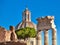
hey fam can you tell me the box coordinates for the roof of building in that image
[15,21,36,30]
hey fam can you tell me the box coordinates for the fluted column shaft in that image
[37,30,42,45]
[44,30,48,45]
[52,28,57,45]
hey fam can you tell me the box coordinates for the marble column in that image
[44,29,49,45]
[37,30,42,45]
[52,28,57,45]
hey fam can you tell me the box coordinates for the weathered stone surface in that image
[5,30,11,41]
[36,30,42,45]
[0,15,57,45]
[0,27,7,42]
[0,26,17,42]
[37,16,57,45]
[10,26,17,41]
[44,30,48,45]
[0,41,26,45]
[52,28,57,45]
[37,16,54,30]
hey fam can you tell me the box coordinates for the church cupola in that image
[15,8,36,30]
[22,8,31,22]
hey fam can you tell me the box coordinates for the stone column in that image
[37,30,42,45]
[44,29,49,45]
[52,28,57,45]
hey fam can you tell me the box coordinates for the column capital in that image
[37,30,42,33]
[44,29,49,31]
[51,28,56,31]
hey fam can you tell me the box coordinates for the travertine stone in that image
[0,27,7,42]
[37,30,42,45]
[37,16,57,45]
[52,28,57,45]
[5,30,11,41]
[44,30,48,45]
[0,27,11,42]
[10,26,17,41]
[37,16,54,30]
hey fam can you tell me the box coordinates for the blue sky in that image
[0,0,60,45]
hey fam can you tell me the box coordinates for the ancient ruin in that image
[0,26,17,42]
[36,16,57,45]
[0,8,57,45]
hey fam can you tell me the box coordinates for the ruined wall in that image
[0,26,28,45]
[0,26,17,42]
[0,27,7,42]
[5,31,11,41]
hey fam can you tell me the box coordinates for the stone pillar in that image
[37,30,42,45]
[52,28,57,45]
[44,29,49,45]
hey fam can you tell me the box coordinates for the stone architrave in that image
[37,16,54,30]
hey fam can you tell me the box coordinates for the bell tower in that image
[22,8,31,22]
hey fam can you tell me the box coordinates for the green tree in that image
[15,27,36,39]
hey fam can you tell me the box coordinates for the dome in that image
[15,22,36,30]
[15,8,36,30]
